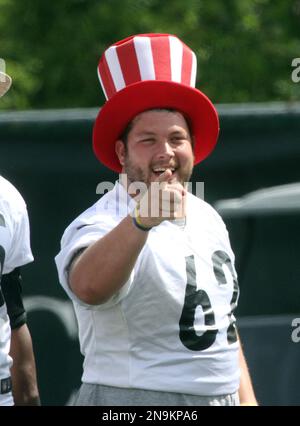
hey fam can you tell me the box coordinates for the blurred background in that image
[1,0,300,405]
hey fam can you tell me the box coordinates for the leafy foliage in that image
[1,0,300,109]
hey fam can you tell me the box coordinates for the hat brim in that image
[93,81,219,172]
[0,72,12,98]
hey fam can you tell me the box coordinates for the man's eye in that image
[171,137,184,143]
[140,138,155,143]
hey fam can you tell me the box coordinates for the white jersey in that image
[55,182,240,396]
[0,176,33,406]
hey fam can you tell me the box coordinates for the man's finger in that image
[167,181,187,197]
[155,169,173,183]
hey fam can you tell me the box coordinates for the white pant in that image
[0,391,13,406]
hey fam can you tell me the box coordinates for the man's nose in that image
[155,140,175,160]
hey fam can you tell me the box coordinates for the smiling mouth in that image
[151,167,177,177]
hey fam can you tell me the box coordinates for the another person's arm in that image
[238,335,258,406]
[1,268,40,405]
[9,324,40,406]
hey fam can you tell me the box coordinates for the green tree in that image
[0,0,299,110]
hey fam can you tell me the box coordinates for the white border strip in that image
[105,46,126,91]
[169,36,183,83]
[97,67,108,100]
[190,51,197,87]
[134,36,155,80]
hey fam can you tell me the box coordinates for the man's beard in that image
[124,157,149,188]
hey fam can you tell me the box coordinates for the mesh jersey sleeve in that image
[55,215,135,309]
[4,205,33,274]
[0,178,33,274]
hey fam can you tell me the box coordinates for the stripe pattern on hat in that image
[98,34,197,100]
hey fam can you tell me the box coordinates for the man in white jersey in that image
[0,71,40,405]
[55,34,257,406]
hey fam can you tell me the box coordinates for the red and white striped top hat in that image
[0,71,12,98]
[93,34,219,172]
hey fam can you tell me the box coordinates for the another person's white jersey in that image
[56,182,240,396]
[0,176,33,405]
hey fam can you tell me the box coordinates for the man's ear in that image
[115,140,126,166]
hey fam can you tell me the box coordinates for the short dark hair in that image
[119,108,194,150]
